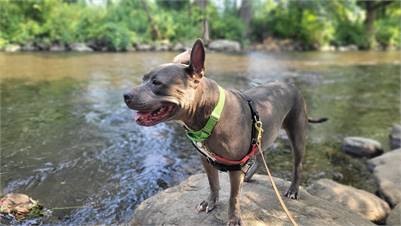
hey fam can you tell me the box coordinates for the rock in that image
[208,39,241,52]
[135,43,153,51]
[0,193,40,220]
[69,43,93,52]
[49,44,66,52]
[154,43,170,51]
[126,45,136,52]
[172,42,186,52]
[342,137,383,158]
[386,203,401,225]
[320,45,336,52]
[338,45,359,51]
[131,174,374,226]
[36,42,50,51]
[307,179,390,222]
[4,44,21,52]
[332,172,344,181]
[21,42,36,51]
[390,124,401,150]
[368,149,401,207]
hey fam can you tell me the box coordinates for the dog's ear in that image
[173,49,191,65]
[188,39,205,79]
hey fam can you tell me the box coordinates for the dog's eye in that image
[152,79,162,86]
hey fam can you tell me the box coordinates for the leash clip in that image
[255,120,264,145]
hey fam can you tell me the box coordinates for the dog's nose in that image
[124,93,133,102]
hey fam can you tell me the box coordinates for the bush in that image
[208,4,245,42]
[375,14,400,49]
[333,19,367,48]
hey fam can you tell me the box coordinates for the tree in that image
[358,0,395,49]
[196,0,209,43]
[140,0,160,41]
[239,0,252,39]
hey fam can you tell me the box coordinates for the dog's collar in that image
[185,85,225,142]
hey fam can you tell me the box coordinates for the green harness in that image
[186,85,225,142]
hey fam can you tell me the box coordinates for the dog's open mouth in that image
[134,103,177,126]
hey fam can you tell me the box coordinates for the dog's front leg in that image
[197,157,220,213]
[228,170,244,226]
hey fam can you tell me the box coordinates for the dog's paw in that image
[197,199,217,213]
[284,186,299,200]
[227,215,242,226]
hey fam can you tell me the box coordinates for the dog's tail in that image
[308,117,328,123]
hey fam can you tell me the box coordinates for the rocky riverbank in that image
[3,38,399,53]
[131,124,401,225]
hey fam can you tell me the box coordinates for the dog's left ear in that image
[188,39,205,79]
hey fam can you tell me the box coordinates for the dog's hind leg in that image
[283,99,307,200]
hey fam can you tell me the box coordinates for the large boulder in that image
[307,179,390,223]
[208,39,241,52]
[390,124,401,150]
[131,174,374,226]
[368,149,401,207]
[342,137,383,158]
[386,203,401,225]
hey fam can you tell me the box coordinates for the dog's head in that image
[124,39,205,126]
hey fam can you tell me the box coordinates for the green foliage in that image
[209,4,245,42]
[333,19,367,47]
[375,5,401,49]
[0,0,399,50]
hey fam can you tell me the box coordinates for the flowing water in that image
[0,51,399,224]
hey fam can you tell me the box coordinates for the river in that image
[0,51,399,224]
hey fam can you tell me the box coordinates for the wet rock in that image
[307,179,390,222]
[368,149,401,207]
[342,137,383,158]
[135,43,153,51]
[208,39,241,52]
[390,124,401,150]
[69,43,93,52]
[49,44,66,52]
[4,44,21,52]
[131,174,374,226]
[386,203,401,225]
[0,193,41,220]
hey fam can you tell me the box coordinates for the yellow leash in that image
[255,121,299,226]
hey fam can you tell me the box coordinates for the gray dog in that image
[124,39,326,225]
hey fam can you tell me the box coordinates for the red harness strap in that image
[209,144,259,166]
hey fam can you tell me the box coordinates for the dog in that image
[124,39,327,225]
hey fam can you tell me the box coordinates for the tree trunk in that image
[364,1,376,49]
[140,0,160,41]
[239,0,252,39]
[196,0,209,43]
